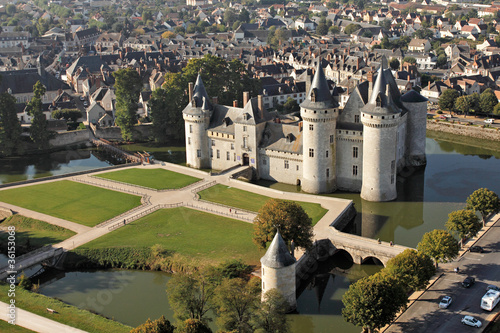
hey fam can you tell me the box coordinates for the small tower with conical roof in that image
[401,90,428,167]
[260,230,296,310]
[300,61,339,194]
[360,61,401,202]
[183,74,212,169]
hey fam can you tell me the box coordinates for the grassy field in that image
[0,215,75,253]
[0,180,142,227]
[95,168,201,190]
[0,284,132,333]
[0,320,35,332]
[80,207,264,267]
[198,184,327,225]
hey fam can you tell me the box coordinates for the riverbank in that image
[427,119,500,142]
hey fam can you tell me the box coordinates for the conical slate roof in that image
[300,61,337,110]
[400,89,428,103]
[192,74,212,110]
[260,230,296,268]
[362,60,399,115]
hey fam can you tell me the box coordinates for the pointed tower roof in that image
[300,60,338,110]
[192,74,212,110]
[260,230,296,268]
[362,59,400,115]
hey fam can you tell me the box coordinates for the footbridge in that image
[0,246,64,280]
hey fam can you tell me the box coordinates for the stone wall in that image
[49,130,90,147]
[427,120,500,141]
[95,124,154,141]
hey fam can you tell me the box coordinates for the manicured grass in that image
[0,320,35,332]
[80,207,264,267]
[95,168,201,190]
[0,284,132,333]
[198,184,328,225]
[0,215,76,253]
[0,180,142,227]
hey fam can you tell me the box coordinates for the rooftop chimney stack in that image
[233,100,238,107]
[258,95,264,120]
[243,91,250,107]
[188,82,194,103]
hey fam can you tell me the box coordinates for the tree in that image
[436,54,447,68]
[130,316,175,333]
[214,278,259,333]
[466,188,500,226]
[253,199,313,250]
[385,249,435,293]
[493,102,500,115]
[417,229,459,267]
[316,23,328,35]
[239,8,250,23]
[468,92,480,114]
[252,289,290,333]
[161,31,176,39]
[224,8,237,26]
[27,81,51,150]
[389,58,400,71]
[51,109,82,122]
[0,91,23,156]
[479,88,498,114]
[454,95,470,114]
[446,209,481,243]
[344,23,361,35]
[414,28,433,39]
[177,319,212,333]
[113,68,142,141]
[342,273,407,333]
[282,97,299,113]
[402,56,417,65]
[438,89,459,112]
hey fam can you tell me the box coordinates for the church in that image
[182,58,428,202]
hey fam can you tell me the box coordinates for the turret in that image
[300,61,339,194]
[400,90,428,167]
[260,230,296,310]
[360,60,401,202]
[182,74,212,169]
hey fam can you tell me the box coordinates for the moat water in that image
[3,134,500,332]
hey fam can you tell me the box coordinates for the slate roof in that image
[0,68,70,95]
[260,230,296,268]
[401,89,428,103]
[260,122,302,154]
[300,61,337,110]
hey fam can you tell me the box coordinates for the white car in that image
[439,296,452,309]
[461,315,482,328]
[484,118,494,124]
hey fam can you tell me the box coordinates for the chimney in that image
[298,121,303,132]
[212,96,218,104]
[233,100,238,107]
[243,91,250,107]
[367,71,374,98]
[258,95,264,120]
[188,82,194,102]
[428,81,431,89]
[327,53,331,61]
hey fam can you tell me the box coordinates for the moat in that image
[2,133,500,332]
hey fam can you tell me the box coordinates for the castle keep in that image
[183,59,428,202]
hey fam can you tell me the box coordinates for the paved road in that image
[385,216,500,333]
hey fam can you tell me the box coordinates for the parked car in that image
[487,285,500,292]
[470,246,484,253]
[439,296,452,309]
[485,119,494,124]
[83,101,89,107]
[461,315,482,328]
[79,96,85,101]
[462,276,476,288]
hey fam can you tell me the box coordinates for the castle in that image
[183,58,428,202]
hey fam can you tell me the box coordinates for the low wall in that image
[427,120,500,141]
[95,124,154,141]
[49,130,90,147]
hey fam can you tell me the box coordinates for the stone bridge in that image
[0,246,64,280]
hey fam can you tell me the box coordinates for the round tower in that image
[300,61,339,194]
[260,230,296,310]
[360,64,401,202]
[183,75,212,169]
[401,90,428,167]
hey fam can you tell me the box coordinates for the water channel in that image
[2,133,500,332]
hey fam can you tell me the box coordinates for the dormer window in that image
[310,88,318,102]
[376,94,382,107]
[286,133,294,143]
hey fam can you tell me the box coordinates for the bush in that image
[437,110,443,114]
[217,259,253,279]
[18,273,32,290]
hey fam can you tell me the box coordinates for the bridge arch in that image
[361,256,384,267]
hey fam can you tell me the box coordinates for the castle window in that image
[263,158,267,165]
[243,126,247,132]
[189,124,193,133]
[353,147,358,158]
[353,165,358,176]
[197,149,201,157]
[391,160,395,174]
[231,143,234,150]
[326,168,330,178]
[309,124,314,131]
[284,160,289,169]
[330,135,334,143]
[227,151,230,160]
[243,137,247,148]
[391,175,395,184]
[234,153,236,161]
[376,94,382,107]
[309,148,314,157]
[217,150,220,159]
[296,165,299,171]
[326,150,329,158]
[210,149,213,158]
[355,115,360,123]
[212,140,215,147]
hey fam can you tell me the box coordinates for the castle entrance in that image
[242,153,249,165]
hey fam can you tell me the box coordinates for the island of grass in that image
[0,215,76,254]
[198,184,327,225]
[0,180,142,227]
[0,284,132,333]
[75,207,264,269]
[95,168,201,190]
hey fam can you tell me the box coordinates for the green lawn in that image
[81,207,264,267]
[0,320,35,332]
[0,180,142,227]
[198,184,328,225]
[0,284,131,333]
[0,215,76,253]
[95,168,201,190]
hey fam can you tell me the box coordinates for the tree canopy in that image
[417,229,459,267]
[385,249,435,293]
[445,209,481,242]
[113,68,143,141]
[0,91,23,156]
[479,88,498,115]
[27,81,51,150]
[466,188,500,225]
[344,23,361,35]
[251,289,290,333]
[454,95,470,114]
[438,89,459,112]
[389,58,400,71]
[253,199,313,250]
[130,316,175,333]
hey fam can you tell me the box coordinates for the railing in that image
[184,202,254,222]
[191,180,217,198]
[87,176,206,193]
[0,246,62,274]
[107,202,184,231]
[73,176,146,197]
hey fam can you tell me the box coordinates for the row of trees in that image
[439,88,500,115]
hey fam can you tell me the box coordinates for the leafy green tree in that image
[283,97,299,113]
[316,23,328,35]
[438,89,459,112]
[454,95,470,114]
[468,92,480,113]
[414,28,433,39]
[466,188,500,226]
[130,316,175,333]
[446,209,481,243]
[436,55,447,68]
[402,56,417,65]
[344,23,361,35]
[18,273,33,290]
[27,81,51,150]
[252,289,290,333]
[239,8,250,23]
[385,249,435,293]
[417,229,459,267]
[36,18,50,36]
[389,58,400,71]
[6,4,16,15]
[253,199,313,250]
[479,88,498,114]
[329,26,340,34]
[214,278,259,333]
[113,68,143,141]
[177,319,212,333]
[493,102,500,115]
[0,91,23,156]
[51,109,82,122]
[224,8,237,25]
[342,273,408,333]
